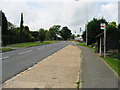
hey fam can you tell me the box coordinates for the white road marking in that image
[19,50,32,55]
[38,47,44,49]
[0,56,9,60]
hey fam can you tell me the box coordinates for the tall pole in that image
[86,0,88,46]
[100,23,106,57]
[100,37,102,55]
[0,26,1,47]
[20,13,23,42]
[86,24,87,46]
[104,24,106,57]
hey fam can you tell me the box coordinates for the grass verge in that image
[77,42,96,52]
[8,41,58,47]
[0,47,12,52]
[100,56,120,76]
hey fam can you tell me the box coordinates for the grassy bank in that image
[8,41,58,47]
[0,47,12,52]
[77,42,120,76]
[77,43,86,47]
[77,42,96,52]
[100,56,120,76]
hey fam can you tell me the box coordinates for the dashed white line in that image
[0,56,9,60]
[26,50,32,53]
[38,47,44,49]
[19,50,32,55]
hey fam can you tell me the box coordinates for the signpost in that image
[100,23,106,57]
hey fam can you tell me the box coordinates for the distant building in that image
[75,36,83,42]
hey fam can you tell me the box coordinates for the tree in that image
[44,30,50,40]
[106,22,120,50]
[82,31,86,42]
[20,13,24,42]
[38,28,45,43]
[70,34,75,40]
[49,25,61,40]
[8,21,16,30]
[60,26,72,40]
[77,34,80,37]
[1,11,8,35]
[30,31,39,41]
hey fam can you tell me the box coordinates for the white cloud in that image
[97,3,118,23]
[0,1,118,35]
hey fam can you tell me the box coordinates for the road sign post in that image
[100,23,106,57]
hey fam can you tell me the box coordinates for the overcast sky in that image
[0,0,118,34]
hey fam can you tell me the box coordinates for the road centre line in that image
[19,50,32,55]
[0,56,9,60]
[38,47,44,49]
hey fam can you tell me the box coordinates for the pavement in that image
[2,41,71,83]
[2,45,81,88]
[77,45,119,88]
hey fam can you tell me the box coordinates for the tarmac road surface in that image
[2,41,71,83]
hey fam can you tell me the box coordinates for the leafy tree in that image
[60,26,72,40]
[38,28,45,43]
[106,22,120,50]
[44,30,50,40]
[8,22,16,30]
[22,26,33,42]
[30,31,39,41]
[77,34,80,37]
[49,25,61,40]
[70,34,75,40]
[82,31,86,42]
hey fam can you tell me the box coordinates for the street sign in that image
[80,28,81,32]
[100,23,105,30]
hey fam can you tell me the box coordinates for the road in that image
[2,41,71,83]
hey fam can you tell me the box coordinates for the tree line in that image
[1,11,76,46]
[82,18,120,50]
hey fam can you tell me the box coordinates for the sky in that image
[0,0,119,35]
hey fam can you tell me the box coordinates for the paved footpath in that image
[2,45,81,88]
[77,45,119,88]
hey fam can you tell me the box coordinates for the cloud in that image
[0,1,118,35]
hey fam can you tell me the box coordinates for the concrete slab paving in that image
[2,45,81,88]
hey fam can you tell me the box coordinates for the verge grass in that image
[0,47,12,52]
[8,41,58,47]
[77,42,96,52]
[100,56,120,76]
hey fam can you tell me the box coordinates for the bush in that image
[2,35,21,46]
